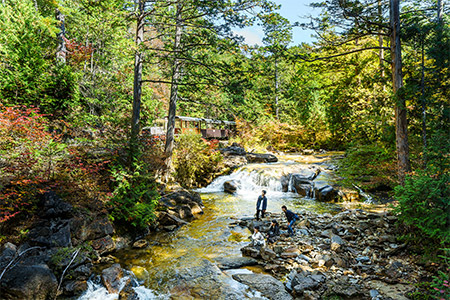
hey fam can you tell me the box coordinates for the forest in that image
[0,0,449,299]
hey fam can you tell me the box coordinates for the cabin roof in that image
[162,115,236,125]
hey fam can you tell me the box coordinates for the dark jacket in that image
[256,195,267,210]
[268,224,280,237]
[284,209,299,222]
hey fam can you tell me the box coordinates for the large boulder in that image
[220,143,246,156]
[232,273,293,300]
[291,168,321,183]
[246,153,278,163]
[214,257,259,270]
[224,180,239,194]
[28,221,72,248]
[0,264,58,300]
[39,191,73,219]
[315,185,338,202]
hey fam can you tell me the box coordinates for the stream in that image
[79,153,359,299]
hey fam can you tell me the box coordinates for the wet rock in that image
[224,180,240,194]
[214,257,258,270]
[102,263,126,294]
[232,273,292,300]
[0,264,57,300]
[223,155,248,169]
[178,204,194,220]
[246,153,278,163]
[315,185,338,202]
[157,211,189,227]
[132,239,148,249]
[190,202,204,215]
[63,280,88,296]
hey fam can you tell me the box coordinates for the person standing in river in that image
[282,205,299,236]
[255,190,267,220]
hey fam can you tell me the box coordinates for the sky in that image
[235,0,321,46]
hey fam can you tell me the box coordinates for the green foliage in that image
[108,160,159,229]
[394,131,450,246]
[337,144,396,190]
[173,133,223,188]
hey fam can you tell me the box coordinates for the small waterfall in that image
[352,184,373,203]
[197,167,282,194]
[287,174,296,193]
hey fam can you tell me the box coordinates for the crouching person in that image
[267,219,280,244]
[250,226,265,248]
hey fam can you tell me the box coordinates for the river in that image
[79,153,355,299]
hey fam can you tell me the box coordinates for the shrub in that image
[173,133,223,188]
[394,131,450,246]
[108,160,159,230]
[0,105,62,223]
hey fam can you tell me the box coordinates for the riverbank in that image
[236,208,438,299]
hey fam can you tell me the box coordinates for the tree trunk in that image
[390,0,411,183]
[420,40,427,164]
[378,0,385,78]
[55,9,66,64]
[275,56,279,119]
[130,0,145,157]
[164,0,183,171]
[437,0,444,21]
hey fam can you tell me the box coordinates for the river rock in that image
[246,153,278,163]
[292,168,320,183]
[91,235,115,255]
[214,257,258,270]
[315,185,338,202]
[224,180,239,194]
[223,155,248,169]
[220,143,246,156]
[291,273,325,295]
[261,247,278,261]
[132,239,148,249]
[0,264,58,299]
[232,273,292,300]
[240,246,261,258]
[173,259,249,299]
[156,211,189,227]
[178,204,194,219]
[102,263,126,294]
[63,280,88,296]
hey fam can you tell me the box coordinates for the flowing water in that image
[79,153,347,299]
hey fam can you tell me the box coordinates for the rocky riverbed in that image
[233,208,434,300]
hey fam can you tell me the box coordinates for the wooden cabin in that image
[143,116,236,140]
